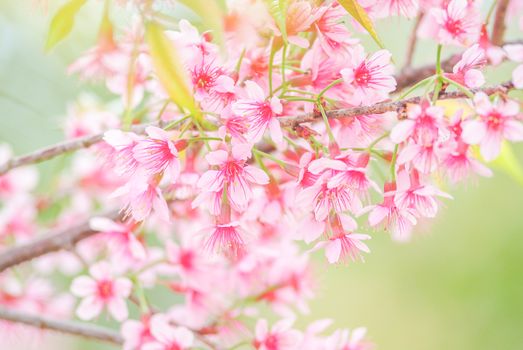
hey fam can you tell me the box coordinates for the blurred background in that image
[1,1,522,349]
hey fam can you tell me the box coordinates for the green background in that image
[1,1,522,349]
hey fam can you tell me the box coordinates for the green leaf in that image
[490,142,523,187]
[265,0,288,43]
[45,0,87,51]
[145,22,198,117]
[178,0,225,46]
[338,0,385,49]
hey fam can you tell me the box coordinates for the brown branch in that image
[402,12,424,71]
[491,0,510,46]
[0,210,121,273]
[0,307,123,345]
[0,121,166,176]
[279,81,513,127]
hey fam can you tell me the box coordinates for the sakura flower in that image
[103,129,141,176]
[313,3,359,56]
[394,170,452,218]
[232,81,283,144]
[205,221,246,260]
[326,327,373,350]
[254,319,302,350]
[89,217,147,261]
[113,173,170,222]
[121,315,153,350]
[373,0,419,18]
[311,214,371,264]
[390,101,448,173]
[143,314,194,350]
[504,44,523,89]
[368,182,417,241]
[133,126,181,181]
[195,144,269,213]
[420,0,480,46]
[341,49,396,105]
[70,261,132,321]
[462,92,523,161]
[446,44,486,88]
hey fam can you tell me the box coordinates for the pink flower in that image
[426,0,480,46]
[504,44,523,89]
[446,44,486,88]
[313,3,359,56]
[368,182,417,241]
[390,101,448,173]
[103,129,141,176]
[232,81,283,143]
[373,0,419,18]
[143,314,194,350]
[195,144,269,213]
[89,217,147,261]
[205,222,246,260]
[113,173,170,222]
[133,126,181,181]
[341,49,396,105]
[394,170,452,218]
[121,316,154,350]
[462,92,523,161]
[254,319,302,350]
[70,261,132,321]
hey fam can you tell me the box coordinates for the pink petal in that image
[70,276,97,297]
[108,298,129,321]
[268,117,283,144]
[205,150,228,165]
[462,120,487,145]
[504,120,523,142]
[244,165,270,185]
[390,120,415,143]
[325,239,341,264]
[114,278,133,298]
[76,296,104,320]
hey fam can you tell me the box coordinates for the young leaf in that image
[265,0,288,43]
[338,0,385,49]
[145,22,198,117]
[177,0,225,46]
[490,142,523,187]
[45,0,87,51]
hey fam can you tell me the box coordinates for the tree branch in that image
[0,307,123,345]
[402,12,424,71]
[0,121,166,176]
[0,210,121,273]
[491,0,510,46]
[279,81,513,127]
[0,80,516,176]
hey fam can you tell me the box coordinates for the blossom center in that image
[97,280,114,299]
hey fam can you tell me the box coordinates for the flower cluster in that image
[0,0,522,349]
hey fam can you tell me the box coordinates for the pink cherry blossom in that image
[70,261,132,321]
[232,81,284,143]
[143,314,194,350]
[195,144,269,213]
[133,126,181,181]
[341,48,396,105]
[254,319,302,350]
[446,44,486,88]
[462,92,523,161]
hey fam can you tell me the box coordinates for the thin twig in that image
[0,78,517,177]
[491,0,510,46]
[0,121,167,176]
[279,81,513,127]
[0,210,121,273]
[0,307,123,345]
[402,12,424,71]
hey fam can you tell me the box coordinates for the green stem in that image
[252,148,287,168]
[281,44,287,92]
[390,144,399,181]
[268,41,277,96]
[441,76,474,98]
[395,75,436,101]
[435,44,443,76]
[368,132,390,150]
[317,78,344,100]
[316,102,336,146]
